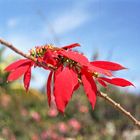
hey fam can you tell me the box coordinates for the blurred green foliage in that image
[0,49,140,140]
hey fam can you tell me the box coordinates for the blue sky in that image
[0,0,140,93]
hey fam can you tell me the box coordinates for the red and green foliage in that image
[5,44,134,113]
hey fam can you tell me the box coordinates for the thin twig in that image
[98,91,140,128]
[1,38,140,128]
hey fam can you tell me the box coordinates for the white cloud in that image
[41,3,91,37]
[7,18,19,28]
[51,11,90,35]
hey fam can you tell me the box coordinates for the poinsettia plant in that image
[4,43,134,113]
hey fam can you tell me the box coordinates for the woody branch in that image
[0,38,140,128]
[98,91,140,128]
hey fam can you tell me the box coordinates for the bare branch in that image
[98,91,140,128]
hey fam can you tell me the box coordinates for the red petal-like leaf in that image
[91,61,126,71]
[69,68,79,93]
[73,83,80,91]
[24,66,32,92]
[54,66,78,113]
[54,65,63,78]
[53,67,64,113]
[62,43,80,50]
[87,64,113,77]
[47,71,53,107]
[97,78,107,87]
[81,73,97,109]
[99,77,134,87]
[7,64,30,81]
[5,59,32,72]
[43,50,57,66]
[59,50,89,66]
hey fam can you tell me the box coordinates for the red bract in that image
[87,64,113,77]
[62,43,80,50]
[81,72,97,109]
[5,59,32,72]
[59,50,89,66]
[91,61,126,71]
[54,66,78,113]
[43,50,58,66]
[47,71,53,106]
[7,65,30,81]
[98,77,134,87]
[5,59,34,91]
[97,78,107,87]
[5,43,134,113]
[24,67,32,91]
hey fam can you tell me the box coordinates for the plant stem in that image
[98,91,140,128]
